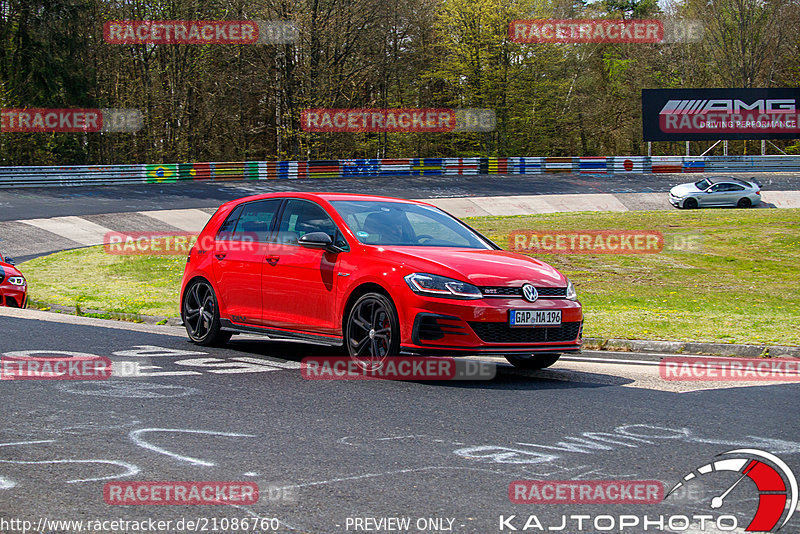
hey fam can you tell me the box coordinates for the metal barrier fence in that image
[2,155,800,187]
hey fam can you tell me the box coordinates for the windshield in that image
[331,200,494,249]
[694,179,712,190]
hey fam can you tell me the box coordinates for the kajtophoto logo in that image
[666,449,798,532]
[501,449,797,532]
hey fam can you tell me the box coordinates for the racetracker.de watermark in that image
[103,20,297,45]
[301,356,496,381]
[508,230,703,254]
[301,108,496,133]
[509,19,702,43]
[103,481,259,505]
[660,357,800,381]
[1,354,112,380]
[103,231,303,255]
[509,480,664,504]
[1,108,143,133]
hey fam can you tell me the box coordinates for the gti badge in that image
[522,284,538,302]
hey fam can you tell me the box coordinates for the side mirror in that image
[298,232,341,252]
[5,257,14,266]
[298,232,332,247]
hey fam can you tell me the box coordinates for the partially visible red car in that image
[180,193,582,369]
[0,252,27,308]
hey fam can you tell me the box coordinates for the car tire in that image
[182,279,232,346]
[683,198,698,209]
[345,292,401,368]
[505,353,561,370]
[737,197,752,208]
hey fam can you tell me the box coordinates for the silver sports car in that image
[669,177,762,209]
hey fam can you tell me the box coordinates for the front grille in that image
[468,321,581,343]
[480,286,567,298]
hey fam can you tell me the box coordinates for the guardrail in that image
[2,155,800,187]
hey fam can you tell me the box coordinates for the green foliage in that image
[0,0,798,163]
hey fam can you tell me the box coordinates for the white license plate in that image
[509,309,561,327]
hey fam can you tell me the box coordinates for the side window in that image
[729,184,745,191]
[709,184,723,193]
[277,199,347,249]
[216,205,244,241]
[229,199,281,242]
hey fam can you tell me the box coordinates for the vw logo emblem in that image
[522,284,538,302]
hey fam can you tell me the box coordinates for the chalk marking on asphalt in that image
[276,465,512,490]
[19,215,113,246]
[0,458,140,483]
[138,208,211,232]
[129,428,256,467]
[454,424,800,466]
[0,440,55,448]
[57,381,200,398]
[375,435,429,441]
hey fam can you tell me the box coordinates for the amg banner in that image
[642,88,800,141]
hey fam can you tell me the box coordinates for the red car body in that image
[180,193,582,362]
[0,252,27,308]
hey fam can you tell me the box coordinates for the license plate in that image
[509,309,561,327]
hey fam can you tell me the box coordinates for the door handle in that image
[266,255,280,266]
[215,253,227,260]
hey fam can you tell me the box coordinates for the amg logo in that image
[659,99,796,114]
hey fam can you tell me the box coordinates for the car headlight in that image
[566,279,577,301]
[404,273,482,299]
[8,276,25,286]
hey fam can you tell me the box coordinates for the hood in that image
[0,261,22,283]
[368,246,567,287]
[670,183,702,197]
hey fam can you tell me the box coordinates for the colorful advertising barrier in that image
[3,155,800,187]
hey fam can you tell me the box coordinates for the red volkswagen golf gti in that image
[180,193,582,369]
[0,252,27,309]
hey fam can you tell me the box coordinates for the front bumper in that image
[398,294,582,355]
[0,284,28,308]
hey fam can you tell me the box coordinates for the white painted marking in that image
[0,459,139,483]
[20,216,114,246]
[0,476,15,489]
[174,357,285,374]
[139,208,211,232]
[540,193,629,213]
[112,345,207,358]
[230,356,301,369]
[761,190,800,208]
[418,198,492,217]
[130,428,256,467]
[134,365,202,377]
